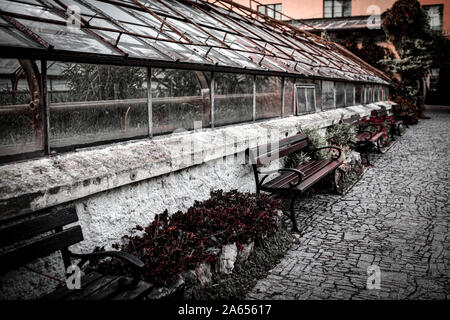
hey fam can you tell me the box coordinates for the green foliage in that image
[283,126,327,168]
[380,38,431,101]
[283,151,311,169]
[339,34,394,74]
[301,126,327,153]
[381,0,435,107]
[62,63,146,101]
[326,117,358,148]
[152,69,204,97]
[382,0,431,45]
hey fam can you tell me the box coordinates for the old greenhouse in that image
[0,0,395,300]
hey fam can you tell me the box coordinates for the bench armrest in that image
[310,146,342,160]
[278,168,305,188]
[258,168,305,188]
[358,130,374,140]
[69,251,144,269]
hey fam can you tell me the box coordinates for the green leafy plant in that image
[283,151,311,169]
[283,126,327,168]
[326,117,358,149]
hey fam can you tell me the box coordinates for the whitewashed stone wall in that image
[0,103,392,299]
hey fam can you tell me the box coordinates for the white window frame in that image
[295,85,316,115]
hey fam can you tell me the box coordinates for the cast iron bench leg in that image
[289,194,300,233]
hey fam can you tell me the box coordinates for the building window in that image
[0,59,45,158]
[423,5,443,31]
[257,3,282,20]
[255,76,282,120]
[345,83,354,106]
[214,73,253,126]
[296,85,316,115]
[152,68,207,135]
[48,62,149,150]
[284,78,295,116]
[335,82,345,108]
[322,80,335,109]
[355,85,362,104]
[324,0,352,18]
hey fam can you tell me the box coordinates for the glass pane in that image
[322,81,334,109]
[152,69,208,135]
[256,76,282,120]
[284,78,294,116]
[0,59,43,158]
[257,5,265,15]
[48,63,148,149]
[334,0,344,17]
[335,82,345,108]
[275,4,282,20]
[355,85,362,104]
[324,0,333,18]
[364,87,370,104]
[345,83,354,106]
[296,87,306,115]
[306,88,316,112]
[383,87,389,100]
[16,19,118,56]
[214,73,253,126]
[425,6,443,30]
[343,0,352,17]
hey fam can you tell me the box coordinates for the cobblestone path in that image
[247,105,450,300]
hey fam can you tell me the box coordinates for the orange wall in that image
[236,0,323,19]
[232,0,449,35]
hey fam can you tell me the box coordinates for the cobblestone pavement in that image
[247,105,450,300]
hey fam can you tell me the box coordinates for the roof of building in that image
[294,15,382,32]
[0,0,389,84]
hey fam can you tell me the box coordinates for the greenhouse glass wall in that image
[0,0,391,162]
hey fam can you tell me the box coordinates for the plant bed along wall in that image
[90,190,285,299]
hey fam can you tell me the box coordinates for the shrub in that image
[94,190,282,286]
[326,117,358,149]
[283,151,311,169]
[361,110,395,138]
[283,126,327,168]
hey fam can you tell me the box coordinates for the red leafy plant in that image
[93,190,282,285]
[360,110,394,138]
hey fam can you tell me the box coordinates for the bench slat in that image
[357,132,371,141]
[0,207,79,247]
[41,271,104,300]
[249,133,307,159]
[297,160,343,192]
[112,280,153,300]
[0,226,83,275]
[85,277,125,300]
[256,140,308,166]
[65,275,118,300]
[262,159,322,189]
[369,131,384,143]
[263,159,333,190]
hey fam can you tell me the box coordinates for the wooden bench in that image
[375,106,403,140]
[0,206,153,300]
[341,114,385,165]
[248,133,342,232]
[392,104,415,127]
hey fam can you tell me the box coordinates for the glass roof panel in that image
[16,19,120,55]
[0,0,390,84]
